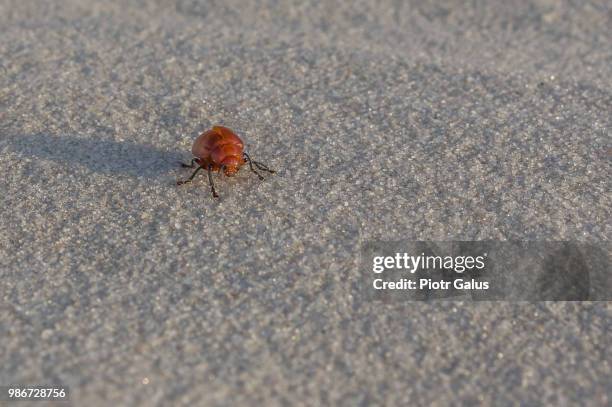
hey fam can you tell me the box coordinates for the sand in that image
[1,1,610,405]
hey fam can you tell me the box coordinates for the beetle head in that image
[223,164,239,177]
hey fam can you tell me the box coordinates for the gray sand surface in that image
[1,1,611,405]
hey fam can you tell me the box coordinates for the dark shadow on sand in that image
[7,133,186,180]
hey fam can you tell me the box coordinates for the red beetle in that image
[177,125,275,197]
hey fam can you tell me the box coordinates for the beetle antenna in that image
[243,152,264,180]
[208,164,219,198]
[177,165,203,185]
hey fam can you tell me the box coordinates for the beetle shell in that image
[192,125,245,176]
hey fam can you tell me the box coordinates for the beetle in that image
[177,125,275,197]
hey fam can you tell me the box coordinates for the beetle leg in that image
[180,158,198,168]
[243,152,264,180]
[177,165,203,185]
[252,160,275,174]
[208,164,219,198]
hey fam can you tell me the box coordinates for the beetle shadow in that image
[6,133,187,180]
